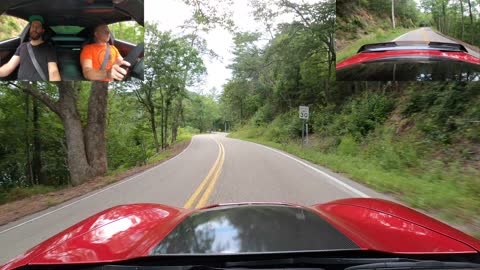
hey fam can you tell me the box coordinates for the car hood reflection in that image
[151,205,360,254]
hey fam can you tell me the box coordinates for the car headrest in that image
[43,27,55,42]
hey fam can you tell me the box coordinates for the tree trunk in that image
[391,0,395,29]
[32,98,44,185]
[442,0,446,33]
[17,82,108,186]
[171,99,181,144]
[460,0,464,39]
[159,93,165,150]
[140,137,147,165]
[150,108,160,153]
[133,81,160,153]
[24,93,33,185]
[164,100,170,149]
[84,82,108,176]
[57,82,95,186]
[467,0,473,44]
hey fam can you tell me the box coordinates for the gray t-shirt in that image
[14,42,57,81]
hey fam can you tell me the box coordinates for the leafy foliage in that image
[221,0,335,127]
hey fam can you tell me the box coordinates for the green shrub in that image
[252,103,274,126]
[337,136,358,156]
[332,93,394,139]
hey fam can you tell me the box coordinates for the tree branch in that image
[8,82,60,114]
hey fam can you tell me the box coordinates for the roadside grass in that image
[0,185,63,205]
[337,28,414,63]
[229,127,480,238]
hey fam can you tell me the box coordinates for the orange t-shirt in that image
[80,43,121,82]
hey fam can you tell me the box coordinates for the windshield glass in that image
[50,26,84,35]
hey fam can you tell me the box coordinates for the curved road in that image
[393,27,480,58]
[0,133,392,264]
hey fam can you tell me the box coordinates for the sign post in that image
[299,106,309,146]
[306,122,309,145]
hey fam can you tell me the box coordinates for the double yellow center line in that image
[183,138,225,209]
[421,28,430,44]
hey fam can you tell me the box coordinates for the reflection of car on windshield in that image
[0,0,144,81]
[336,42,480,81]
[2,198,480,270]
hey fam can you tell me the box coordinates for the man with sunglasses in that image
[80,23,130,82]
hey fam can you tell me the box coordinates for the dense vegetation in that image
[420,0,480,46]
[221,0,335,125]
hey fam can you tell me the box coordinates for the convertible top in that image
[0,0,143,26]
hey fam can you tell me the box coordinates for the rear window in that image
[51,26,84,35]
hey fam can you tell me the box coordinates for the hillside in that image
[336,0,418,52]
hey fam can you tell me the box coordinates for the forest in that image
[420,0,480,45]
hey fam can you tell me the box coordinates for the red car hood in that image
[2,199,480,269]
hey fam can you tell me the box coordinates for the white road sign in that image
[299,106,309,120]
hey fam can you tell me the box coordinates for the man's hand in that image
[0,55,20,78]
[108,57,131,81]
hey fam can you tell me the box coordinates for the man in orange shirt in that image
[80,24,130,81]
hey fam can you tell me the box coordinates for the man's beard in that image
[30,31,42,40]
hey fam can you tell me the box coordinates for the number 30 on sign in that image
[299,106,309,120]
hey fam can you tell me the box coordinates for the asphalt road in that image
[392,27,480,58]
[0,133,391,264]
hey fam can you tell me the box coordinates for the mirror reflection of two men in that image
[0,15,130,82]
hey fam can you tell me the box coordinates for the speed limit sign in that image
[299,106,309,120]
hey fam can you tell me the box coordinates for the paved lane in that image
[210,134,389,205]
[393,27,480,58]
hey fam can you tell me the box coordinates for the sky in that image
[144,0,314,94]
